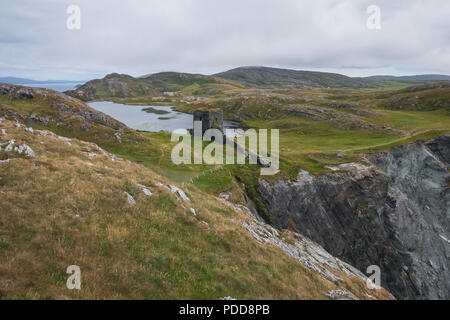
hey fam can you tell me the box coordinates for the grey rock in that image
[242,219,367,284]
[170,185,191,202]
[325,290,359,300]
[201,221,210,229]
[4,140,14,152]
[14,88,34,99]
[425,135,450,166]
[29,113,50,125]
[124,192,136,205]
[57,136,72,145]
[258,135,450,300]
[14,144,35,157]
[137,184,153,196]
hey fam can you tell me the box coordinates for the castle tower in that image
[193,110,223,136]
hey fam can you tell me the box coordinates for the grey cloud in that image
[0,0,449,80]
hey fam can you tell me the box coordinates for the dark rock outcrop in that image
[258,136,449,299]
[425,135,450,165]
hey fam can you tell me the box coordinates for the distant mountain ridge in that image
[0,76,83,85]
[365,74,450,81]
[65,67,387,101]
[62,66,450,101]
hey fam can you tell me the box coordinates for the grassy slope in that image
[0,92,214,183]
[1,87,379,299]
[1,81,447,300]
[0,119,393,300]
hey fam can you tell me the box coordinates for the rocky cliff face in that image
[258,136,449,299]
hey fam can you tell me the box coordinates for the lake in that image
[88,101,241,135]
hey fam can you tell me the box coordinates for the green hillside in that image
[213,66,380,88]
[65,72,246,101]
[0,84,394,300]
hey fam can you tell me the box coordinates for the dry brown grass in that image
[0,119,392,300]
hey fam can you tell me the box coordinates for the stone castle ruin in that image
[193,110,223,136]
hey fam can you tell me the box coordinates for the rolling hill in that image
[366,74,450,81]
[65,72,245,101]
[65,67,395,101]
[373,81,450,111]
[213,66,380,89]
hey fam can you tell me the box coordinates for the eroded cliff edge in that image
[258,135,449,299]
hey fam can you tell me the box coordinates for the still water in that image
[88,101,240,134]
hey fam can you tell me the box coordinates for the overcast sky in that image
[1,0,449,80]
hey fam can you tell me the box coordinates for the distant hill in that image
[0,77,42,84]
[0,77,85,92]
[67,67,450,101]
[142,71,238,90]
[374,81,450,111]
[213,66,379,89]
[366,74,450,81]
[0,76,83,85]
[65,73,155,101]
[66,72,245,101]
